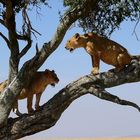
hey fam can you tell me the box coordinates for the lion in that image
[65,32,132,74]
[0,69,59,116]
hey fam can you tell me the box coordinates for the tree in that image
[0,0,140,139]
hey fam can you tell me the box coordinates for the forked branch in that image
[0,1,139,138]
[89,87,140,111]
[18,38,32,59]
[0,58,140,139]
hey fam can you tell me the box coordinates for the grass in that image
[28,138,140,140]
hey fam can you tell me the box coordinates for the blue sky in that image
[0,1,140,139]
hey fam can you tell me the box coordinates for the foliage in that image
[63,0,84,8]
[64,0,140,36]
[0,0,140,138]
[0,0,139,37]
[0,0,49,13]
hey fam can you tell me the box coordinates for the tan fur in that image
[65,32,132,74]
[0,69,59,116]
[0,80,8,92]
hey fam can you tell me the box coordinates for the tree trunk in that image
[0,0,99,128]
[0,58,140,139]
[0,0,139,139]
[5,0,20,82]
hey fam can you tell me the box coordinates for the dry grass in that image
[55,139,140,140]
[58,138,140,140]
[26,138,140,140]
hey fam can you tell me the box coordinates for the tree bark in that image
[4,0,20,83]
[0,0,140,139]
[0,0,99,127]
[0,58,140,139]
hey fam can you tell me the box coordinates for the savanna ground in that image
[23,137,140,140]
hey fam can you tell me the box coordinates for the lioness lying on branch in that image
[0,69,59,116]
[65,32,134,74]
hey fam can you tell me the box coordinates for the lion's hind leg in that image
[114,53,131,72]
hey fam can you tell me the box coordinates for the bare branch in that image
[4,0,20,82]
[35,43,39,55]
[1,0,137,133]
[0,58,140,139]
[21,0,100,71]
[22,7,41,39]
[31,26,42,36]
[18,38,32,59]
[0,0,139,139]
[16,33,30,41]
[0,19,6,28]
[132,14,140,41]
[0,32,10,49]
[89,87,140,111]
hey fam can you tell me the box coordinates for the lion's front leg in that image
[91,54,100,75]
[35,92,42,111]
[27,93,34,114]
[13,99,23,116]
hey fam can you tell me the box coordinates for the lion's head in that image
[45,69,59,87]
[65,33,90,52]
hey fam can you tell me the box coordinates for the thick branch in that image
[89,88,140,111]
[4,0,20,82]
[0,1,100,126]
[0,59,140,139]
[0,0,139,139]
[0,0,138,134]
[20,0,100,72]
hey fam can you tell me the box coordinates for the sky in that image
[0,1,140,139]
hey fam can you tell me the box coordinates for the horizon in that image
[0,1,140,139]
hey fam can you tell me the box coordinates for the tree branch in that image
[89,88,140,111]
[0,0,99,111]
[4,0,20,82]
[132,13,140,41]
[0,58,140,139]
[0,0,139,139]
[0,32,10,49]
[16,33,30,41]
[0,0,135,131]
[20,0,100,71]
[18,38,32,59]
[0,19,6,28]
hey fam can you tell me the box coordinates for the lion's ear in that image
[52,70,55,73]
[84,33,88,37]
[45,69,49,72]
[75,33,80,38]
[84,33,89,39]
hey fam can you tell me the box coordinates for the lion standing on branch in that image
[65,32,133,74]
